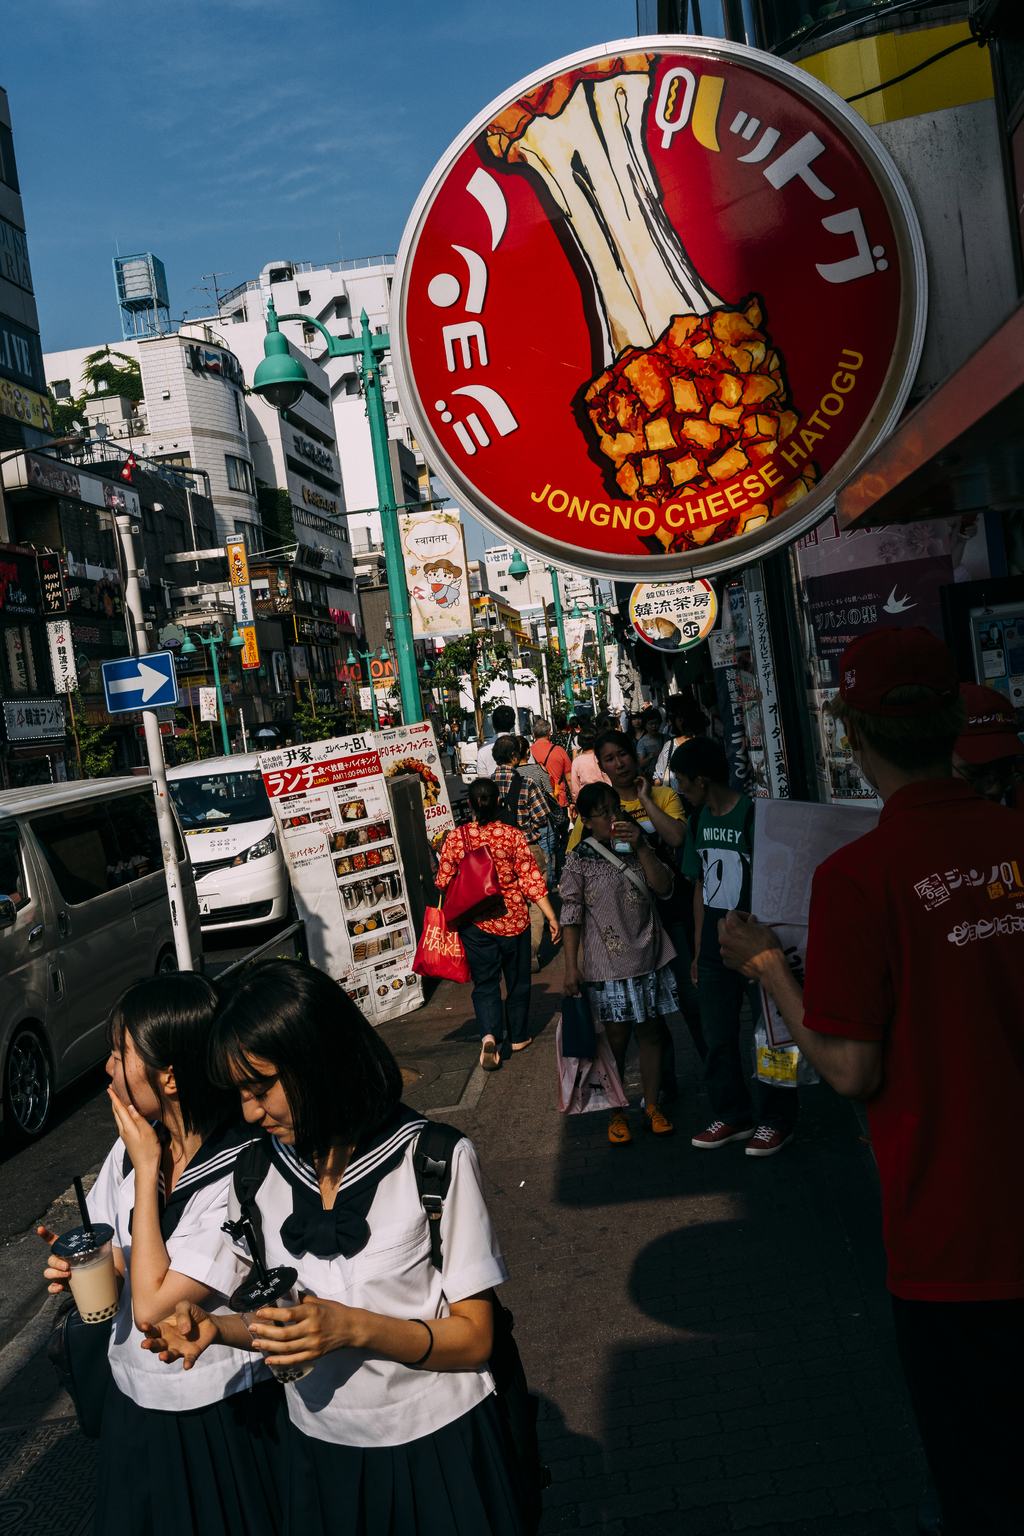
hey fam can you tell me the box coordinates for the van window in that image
[32,803,125,905]
[109,792,163,882]
[168,771,272,830]
[0,825,27,909]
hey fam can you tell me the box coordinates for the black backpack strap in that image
[743,800,755,844]
[413,1121,463,1272]
[224,1137,273,1267]
[122,1145,133,1179]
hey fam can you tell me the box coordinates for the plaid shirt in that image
[492,766,550,841]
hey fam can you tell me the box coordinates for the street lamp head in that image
[508,550,530,582]
[253,295,309,410]
[229,625,245,649]
[179,633,197,656]
[570,600,584,620]
[346,647,357,666]
[378,645,391,666]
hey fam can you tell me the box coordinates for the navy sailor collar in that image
[127,1118,261,1240]
[268,1103,427,1260]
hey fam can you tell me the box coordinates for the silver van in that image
[0,777,202,1141]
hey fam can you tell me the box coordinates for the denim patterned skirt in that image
[585,963,678,1023]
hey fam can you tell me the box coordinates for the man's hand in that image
[562,963,583,998]
[718,910,785,979]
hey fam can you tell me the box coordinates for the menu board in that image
[259,730,429,1022]
[371,719,456,853]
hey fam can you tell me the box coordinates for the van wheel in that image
[155,948,178,974]
[4,1027,53,1140]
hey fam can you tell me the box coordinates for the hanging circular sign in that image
[393,38,925,580]
[629,579,717,650]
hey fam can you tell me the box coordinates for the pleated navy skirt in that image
[94,1378,290,1536]
[283,1392,531,1536]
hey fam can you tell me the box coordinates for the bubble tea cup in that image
[231,1265,315,1384]
[52,1224,119,1323]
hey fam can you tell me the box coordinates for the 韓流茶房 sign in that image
[393,40,925,579]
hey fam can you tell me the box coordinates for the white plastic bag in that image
[556,1017,629,1114]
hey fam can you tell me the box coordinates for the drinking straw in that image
[73,1176,93,1237]
[239,1216,271,1285]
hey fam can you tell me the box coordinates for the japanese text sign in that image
[394,40,925,579]
[629,579,716,650]
[46,621,77,691]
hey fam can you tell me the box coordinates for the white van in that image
[166,754,290,931]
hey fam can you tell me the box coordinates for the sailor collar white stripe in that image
[271,1118,427,1192]
[174,1136,261,1192]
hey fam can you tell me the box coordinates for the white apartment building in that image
[44,326,260,546]
[482,545,608,639]
[212,257,430,549]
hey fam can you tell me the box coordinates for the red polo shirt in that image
[803,779,1024,1302]
[531,740,572,806]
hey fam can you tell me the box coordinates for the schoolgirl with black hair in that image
[144,958,530,1536]
[39,973,288,1536]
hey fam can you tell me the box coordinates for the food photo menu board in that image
[260,732,426,1022]
[371,719,456,852]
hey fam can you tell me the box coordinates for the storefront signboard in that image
[394,40,926,580]
[0,380,51,433]
[629,579,716,650]
[259,733,435,1021]
[3,698,65,741]
[372,720,456,852]
[239,625,260,671]
[46,621,77,692]
[401,512,473,635]
[38,553,67,615]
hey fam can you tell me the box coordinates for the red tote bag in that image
[443,825,507,931]
[412,905,471,983]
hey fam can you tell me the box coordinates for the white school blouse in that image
[177,1134,508,1447]
[89,1137,274,1411]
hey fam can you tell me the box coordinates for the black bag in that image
[534,744,570,836]
[47,1295,114,1437]
[497,770,523,828]
[559,992,596,1060]
[414,1121,550,1533]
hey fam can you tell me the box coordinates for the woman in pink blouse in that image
[436,779,560,1071]
[560,782,678,1145]
[569,725,611,806]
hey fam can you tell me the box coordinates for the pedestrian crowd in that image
[39,630,1023,1536]
[431,627,1023,1536]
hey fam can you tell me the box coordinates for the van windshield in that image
[169,771,272,830]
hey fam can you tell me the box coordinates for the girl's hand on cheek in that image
[108,1087,162,1175]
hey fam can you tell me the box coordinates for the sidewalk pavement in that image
[0,945,927,1535]
[389,948,928,1535]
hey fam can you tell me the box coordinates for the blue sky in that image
[6,0,634,353]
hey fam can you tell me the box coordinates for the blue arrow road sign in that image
[101,652,179,714]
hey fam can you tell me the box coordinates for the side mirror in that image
[0,899,17,930]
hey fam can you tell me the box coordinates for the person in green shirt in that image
[675,736,798,1157]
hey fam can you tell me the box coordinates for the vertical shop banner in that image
[38,553,67,615]
[259,723,453,1022]
[225,538,256,627]
[240,625,260,670]
[708,632,749,794]
[46,620,77,692]
[402,512,473,635]
[372,720,456,852]
[199,688,218,723]
[746,583,788,799]
[751,799,878,1056]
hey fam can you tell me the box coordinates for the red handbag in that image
[443,824,507,931]
[412,905,471,983]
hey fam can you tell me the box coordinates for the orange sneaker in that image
[608,1112,632,1145]
[644,1105,674,1136]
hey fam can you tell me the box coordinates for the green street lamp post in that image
[180,623,245,756]
[548,566,575,709]
[569,594,611,700]
[253,296,421,725]
[347,643,391,731]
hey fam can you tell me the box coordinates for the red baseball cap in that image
[954,683,1023,764]
[837,627,959,717]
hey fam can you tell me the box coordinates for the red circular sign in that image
[394,41,925,578]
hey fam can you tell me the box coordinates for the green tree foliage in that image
[256,482,295,545]
[65,690,116,778]
[47,348,144,438]
[292,695,344,742]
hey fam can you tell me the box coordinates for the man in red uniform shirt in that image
[952,681,1023,804]
[719,627,1024,1536]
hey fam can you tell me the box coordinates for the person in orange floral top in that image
[436,779,561,1071]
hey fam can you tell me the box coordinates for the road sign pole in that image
[114,515,195,973]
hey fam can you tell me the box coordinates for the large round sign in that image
[630,580,716,650]
[393,38,925,579]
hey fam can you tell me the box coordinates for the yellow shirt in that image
[566,783,686,852]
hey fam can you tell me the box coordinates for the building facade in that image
[0,86,50,464]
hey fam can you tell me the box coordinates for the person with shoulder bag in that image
[560,783,679,1146]
[141,961,541,1536]
[436,778,560,1069]
[39,975,288,1536]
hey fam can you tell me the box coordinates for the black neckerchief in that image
[271,1104,427,1260]
[126,1119,261,1240]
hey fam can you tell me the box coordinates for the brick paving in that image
[388,948,928,1536]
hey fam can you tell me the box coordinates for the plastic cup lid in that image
[230,1265,298,1313]
[52,1224,115,1258]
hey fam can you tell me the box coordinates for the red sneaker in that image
[691,1120,755,1149]
[745,1125,795,1157]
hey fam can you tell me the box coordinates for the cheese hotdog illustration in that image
[483,54,816,550]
